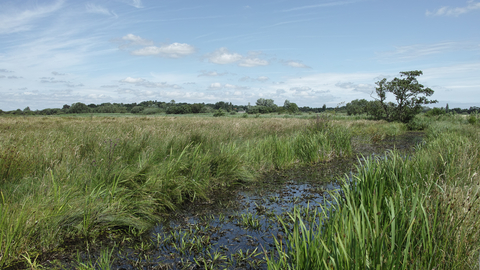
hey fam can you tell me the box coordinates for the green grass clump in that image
[267,120,480,269]
[0,115,356,267]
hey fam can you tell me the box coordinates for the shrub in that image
[213,109,226,117]
[142,108,161,115]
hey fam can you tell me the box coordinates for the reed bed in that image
[267,120,480,269]
[0,115,358,267]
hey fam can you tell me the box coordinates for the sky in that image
[0,0,479,111]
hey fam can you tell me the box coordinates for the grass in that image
[267,118,480,269]
[0,115,360,268]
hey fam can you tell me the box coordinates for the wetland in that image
[0,115,479,269]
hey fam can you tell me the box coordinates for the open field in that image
[0,114,479,269]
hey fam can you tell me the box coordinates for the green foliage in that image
[68,102,90,114]
[425,107,446,117]
[268,123,480,269]
[213,109,226,117]
[130,106,144,114]
[284,100,299,114]
[345,99,368,115]
[467,112,478,125]
[406,114,431,130]
[373,70,437,123]
[142,108,161,115]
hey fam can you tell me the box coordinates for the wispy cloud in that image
[85,3,117,18]
[376,42,473,61]
[131,43,196,58]
[206,48,243,64]
[198,70,229,77]
[262,19,315,29]
[207,83,249,91]
[0,0,64,34]
[335,82,374,94]
[119,77,182,89]
[239,76,269,82]
[280,0,364,12]
[118,0,143,8]
[426,1,480,17]
[205,48,269,67]
[0,69,14,73]
[285,61,311,68]
[121,34,153,46]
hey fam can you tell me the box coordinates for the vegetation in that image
[372,70,437,122]
[267,116,480,269]
[0,115,355,268]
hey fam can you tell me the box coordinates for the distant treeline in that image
[0,99,329,116]
[1,98,478,116]
[345,99,480,118]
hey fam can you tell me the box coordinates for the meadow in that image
[0,113,478,269]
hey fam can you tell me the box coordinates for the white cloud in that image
[335,82,374,94]
[239,58,269,67]
[207,82,248,90]
[206,47,243,64]
[206,48,269,67]
[257,76,269,82]
[131,43,195,58]
[52,71,66,76]
[120,77,145,83]
[291,86,312,92]
[286,61,311,68]
[0,69,14,73]
[119,77,181,89]
[239,76,269,82]
[426,1,480,17]
[0,0,64,34]
[208,82,223,90]
[198,70,228,77]
[121,34,153,46]
[86,3,117,18]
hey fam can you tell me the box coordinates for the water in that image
[73,132,424,270]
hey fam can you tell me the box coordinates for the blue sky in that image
[0,0,479,110]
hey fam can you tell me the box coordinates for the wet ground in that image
[57,132,424,269]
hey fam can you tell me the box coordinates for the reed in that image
[0,115,357,267]
[267,120,480,269]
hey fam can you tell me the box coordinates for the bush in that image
[142,108,161,115]
[130,106,145,114]
[242,113,248,118]
[425,107,446,117]
[213,109,226,117]
[467,113,478,125]
[406,115,430,130]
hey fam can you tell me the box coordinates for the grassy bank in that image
[0,115,368,268]
[267,119,480,269]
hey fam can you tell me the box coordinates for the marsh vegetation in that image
[0,113,479,269]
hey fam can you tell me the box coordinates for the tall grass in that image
[0,116,357,267]
[267,120,480,269]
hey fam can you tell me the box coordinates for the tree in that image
[68,102,90,114]
[372,70,437,123]
[346,99,368,115]
[284,100,299,114]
